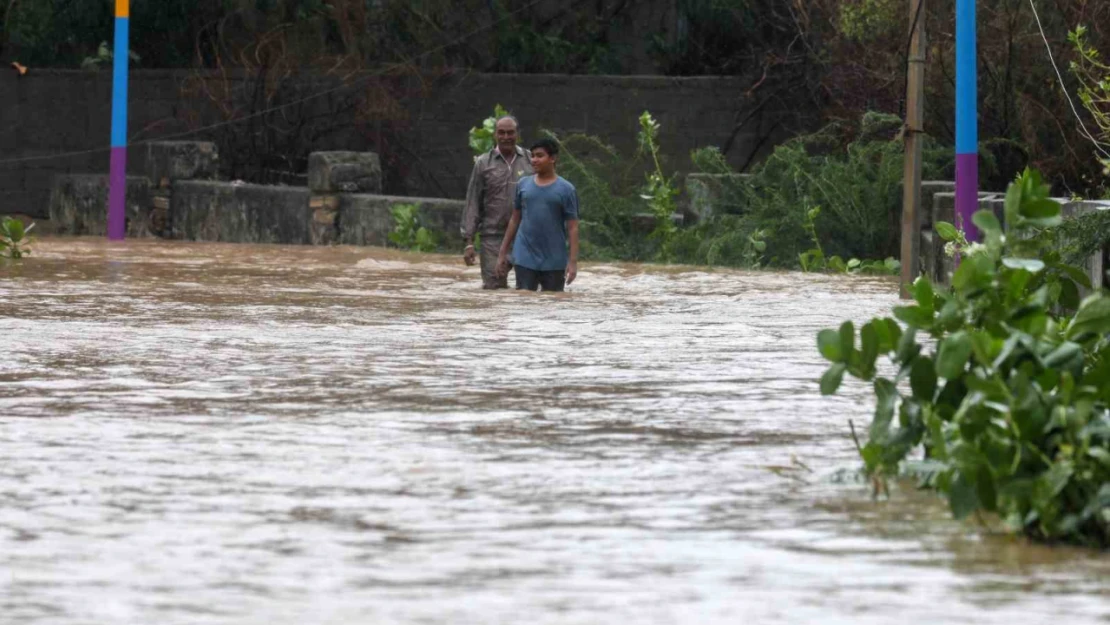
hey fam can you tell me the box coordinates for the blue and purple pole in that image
[955,0,978,242]
[107,0,129,240]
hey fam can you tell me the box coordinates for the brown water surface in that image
[1,238,1107,624]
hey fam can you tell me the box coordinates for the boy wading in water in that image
[496,138,580,291]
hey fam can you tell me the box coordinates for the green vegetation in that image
[468,105,511,156]
[636,112,679,263]
[1069,25,1110,192]
[80,41,141,72]
[523,110,931,272]
[0,216,33,259]
[797,207,900,276]
[387,204,437,253]
[818,169,1110,547]
[670,113,946,272]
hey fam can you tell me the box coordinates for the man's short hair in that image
[495,115,519,130]
[530,137,560,157]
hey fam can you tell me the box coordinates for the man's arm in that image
[496,208,522,279]
[566,219,579,285]
[461,158,485,265]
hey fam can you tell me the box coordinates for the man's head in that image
[529,138,559,175]
[494,116,519,154]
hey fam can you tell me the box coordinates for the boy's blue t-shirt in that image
[511,175,580,271]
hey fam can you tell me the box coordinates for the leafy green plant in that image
[0,216,34,259]
[693,114,951,268]
[1069,25,1110,182]
[690,146,732,175]
[637,111,679,262]
[798,206,900,275]
[818,169,1110,547]
[468,104,510,156]
[387,204,437,252]
[80,41,140,71]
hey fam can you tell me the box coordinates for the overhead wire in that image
[1027,0,1110,160]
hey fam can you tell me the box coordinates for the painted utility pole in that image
[955,0,978,243]
[900,0,926,298]
[107,0,130,240]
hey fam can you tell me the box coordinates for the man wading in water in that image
[462,115,533,289]
[495,137,580,292]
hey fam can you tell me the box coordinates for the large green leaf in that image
[1052,262,1093,290]
[936,331,973,380]
[869,378,898,444]
[895,326,919,364]
[910,356,937,401]
[838,321,855,364]
[817,329,843,362]
[913,278,935,315]
[949,472,980,519]
[935,221,960,242]
[976,212,1003,238]
[893,305,933,328]
[821,363,847,395]
[858,322,879,378]
[1001,258,1045,272]
[1067,294,1110,339]
[1043,341,1084,372]
[976,464,998,513]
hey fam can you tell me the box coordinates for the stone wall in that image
[1,69,786,219]
[924,189,1110,291]
[47,142,464,252]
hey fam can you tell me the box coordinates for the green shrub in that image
[818,169,1110,547]
[387,204,437,253]
[637,112,680,262]
[0,217,34,259]
[683,113,949,269]
[468,104,511,156]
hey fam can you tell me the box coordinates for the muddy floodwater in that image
[1,238,1107,624]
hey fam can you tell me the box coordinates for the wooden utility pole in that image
[900,0,926,298]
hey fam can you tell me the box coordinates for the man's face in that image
[495,119,518,151]
[530,148,555,174]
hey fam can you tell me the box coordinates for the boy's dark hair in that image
[529,137,560,157]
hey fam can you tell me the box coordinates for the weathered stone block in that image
[308,152,382,194]
[932,191,998,229]
[309,195,341,245]
[171,181,310,244]
[684,173,749,221]
[141,142,218,187]
[919,181,955,227]
[337,194,465,249]
[48,174,153,237]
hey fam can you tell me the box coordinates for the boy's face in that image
[530,148,556,174]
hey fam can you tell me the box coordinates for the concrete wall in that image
[924,190,1110,290]
[1,69,782,219]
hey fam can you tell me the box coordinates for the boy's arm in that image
[566,219,579,285]
[497,209,522,278]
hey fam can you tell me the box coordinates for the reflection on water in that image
[1,238,1107,624]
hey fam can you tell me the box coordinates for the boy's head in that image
[529,138,560,174]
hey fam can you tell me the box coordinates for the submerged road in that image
[1,238,1107,624]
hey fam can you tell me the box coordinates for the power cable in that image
[1027,0,1110,160]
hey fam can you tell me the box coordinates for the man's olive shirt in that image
[462,145,533,240]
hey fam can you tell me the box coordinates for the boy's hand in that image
[566,261,577,285]
[496,254,511,279]
[463,244,477,266]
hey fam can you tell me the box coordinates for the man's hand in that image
[566,260,577,286]
[496,254,511,279]
[463,244,477,266]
